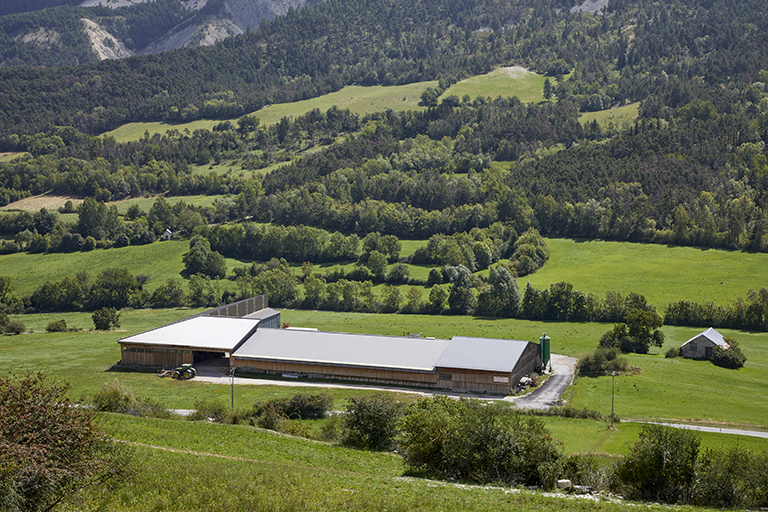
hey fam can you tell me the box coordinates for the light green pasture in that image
[111,194,226,215]
[526,238,768,310]
[100,82,436,142]
[580,102,639,129]
[0,152,29,162]
[444,66,546,103]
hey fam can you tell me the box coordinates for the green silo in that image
[539,333,551,368]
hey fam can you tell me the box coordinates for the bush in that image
[91,379,170,418]
[46,319,67,332]
[283,393,333,420]
[399,397,563,487]
[665,347,681,358]
[188,398,230,423]
[92,307,120,330]
[711,345,746,369]
[693,447,768,509]
[577,347,629,376]
[343,394,404,450]
[5,320,25,334]
[613,424,699,503]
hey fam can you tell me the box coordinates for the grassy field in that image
[444,66,547,103]
[4,308,766,512]
[99,66,553,143]
[579,102,639,129]
[526,238,768,309]
[100,82,436,143]
[64,414,716,512]
[0,151,29,162]
[0,240,190,296]
[111,194,226,215]
[4,235,768,309]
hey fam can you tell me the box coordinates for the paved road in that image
[506,354,578,409]
[645,422,768,440]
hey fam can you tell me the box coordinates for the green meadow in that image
[444,66,547,103]
[525,238,768,309]
[579,102,639,128]
[100,82,437,143]
[4,306,767,512]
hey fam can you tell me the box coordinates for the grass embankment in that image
[67,416,687,512]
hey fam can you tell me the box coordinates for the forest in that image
[2,0,768,329]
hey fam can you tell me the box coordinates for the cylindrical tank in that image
[539,333,551,369]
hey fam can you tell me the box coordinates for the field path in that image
[505,354,577,409]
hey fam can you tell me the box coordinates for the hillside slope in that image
[0,0,321,67]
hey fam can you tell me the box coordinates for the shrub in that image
[92,307,120,330]
[343,394,404,450]
[693,447,768,508]
[46,319,67,332]
[577,347,629,376]
[711,345,746,369]
[5,320,25,334]
[613,424,699,504]
[283,393,333,420]
[665,347,681,358]
[91,379,170,418]
[188,398,230,423]
[399,397,563,487]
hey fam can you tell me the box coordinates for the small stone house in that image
[161,229,173,241]
[680,327,729,359]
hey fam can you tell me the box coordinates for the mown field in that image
[443,66,546,103]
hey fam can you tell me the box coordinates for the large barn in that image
[118,296,541,394]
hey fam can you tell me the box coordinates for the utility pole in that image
[610,371,615,428]
[230,367,237,412]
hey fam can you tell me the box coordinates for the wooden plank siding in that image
[437,342,541,394]
[231,357,439,388]
[120,343,194,367]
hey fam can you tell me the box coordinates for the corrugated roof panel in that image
[234,329,451,371]
[436,336,530,373]
[119,316,260,351]
[683,327,726,347]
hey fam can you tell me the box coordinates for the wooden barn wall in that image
[435,367,512,394]
[510,342,541,387]
[120,343,193,367]
[232,358,437,388]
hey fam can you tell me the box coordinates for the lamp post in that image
[610,370,615,428]
[230,367,237,412]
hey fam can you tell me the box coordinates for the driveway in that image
[505,354,578,409]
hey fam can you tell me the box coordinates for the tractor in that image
[157,364,196,380]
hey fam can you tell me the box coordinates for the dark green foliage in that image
[254,393,333,423]
[599,309,664,354]
[665,347,681,358]
[577,347,630,376]
[184,235,226,279]
[475,265,521,317]
[665,286,768,332]
[399,397,563,487]
[188,398,230,423]
[90,379,170,419]
[711,344,746,369]
[92,307,120,331]
[343,394,404,450]
[693,447,768,509]
[613,424,700,504]
[5,320,25,334]
[45,319,67,332]
[0,373,131,512]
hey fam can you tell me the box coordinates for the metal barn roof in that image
[242,308,281,320]
[435,336,530,373]
[234,329,451,371]
[682,327,727,347]
[119,316,260,351]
